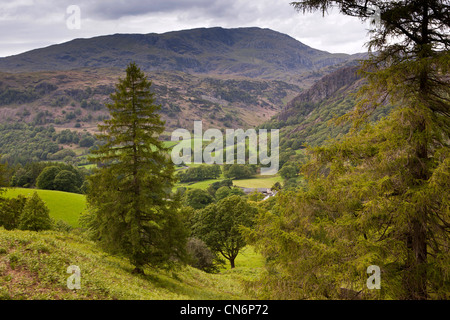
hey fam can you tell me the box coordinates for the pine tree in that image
[86,63,187,273]
[246,1,449,299]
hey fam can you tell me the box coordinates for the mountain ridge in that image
[0,27,357,83]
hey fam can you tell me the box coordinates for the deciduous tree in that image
[193,195,258,268]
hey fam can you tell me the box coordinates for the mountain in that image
[261,63,392,150]
[0,68,301,134]
[0,27,354,83]
[0,27,365,134]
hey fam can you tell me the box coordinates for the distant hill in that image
[0,68,301,132]
[0,27,356,83]
[260,64,392,150]
[0,26,368,161]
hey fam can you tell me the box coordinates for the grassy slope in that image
[1,176,270,299]
[3,188,86,228]
[0,187,266,299]
[0,229,261,300]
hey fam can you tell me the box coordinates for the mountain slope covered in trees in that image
[260,63,392,150]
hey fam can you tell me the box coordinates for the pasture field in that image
[3,188,86,228]
[231,175,282,189]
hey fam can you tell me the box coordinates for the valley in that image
[1,0,448,304]
[0,27,352,300]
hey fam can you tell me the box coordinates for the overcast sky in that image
[0,0,374,58]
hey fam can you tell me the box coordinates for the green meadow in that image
[0,160,273,299]
[0,229,263,300]
[232,175,282,189]
[3,188,86,228]
[0,186,266,300]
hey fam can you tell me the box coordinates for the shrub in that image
[215,186,231,200]
[53,170,79,193]
[53,220,73,233]
[186,237,218,273]
[184,188,214,210]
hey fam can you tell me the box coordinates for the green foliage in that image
[206,179,233,196]
[35,165,83,193]
[79,135,95,148]
[36,166,61,190]
[53,170,80,193]
[184,188,214,210]
[192,195,258,268]
[0,161,8,188]
[215,186,232,200]
[0,123,97,166]
[278,163,299,180]
[11,162,85,192]
[213,185,244,200]
[47,149,76,161]
[177,164,222,183]
[0,87,39,105]
[0,124,59,165]
[18,192,52,231]
[186,237,219,273]
[248,190,264,202]
[223,164,256,179]
[86,63,188,272]
[0,194,27,230]
[247,0,450,300]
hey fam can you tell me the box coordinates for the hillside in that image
[0,27,366,139]
[0,68,301,133]
[0,27,354,83]
[0,229,260,300]
[3,188,86,228]
[260,64,392,150]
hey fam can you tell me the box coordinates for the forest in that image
[0,123,95,166]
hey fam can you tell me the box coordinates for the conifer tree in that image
[86,63,187,273]
[18,192,52,231]
[246,1,449,299]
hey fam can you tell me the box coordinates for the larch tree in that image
[246,1,449,299]
[86,62,187,274]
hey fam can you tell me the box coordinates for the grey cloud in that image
[84,0,222,19]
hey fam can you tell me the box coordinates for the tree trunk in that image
[405,218,428,300]
[229,257,235,269]
[132,266,145,275]
[402,2,431,298]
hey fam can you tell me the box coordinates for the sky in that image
[0,0,374,58]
